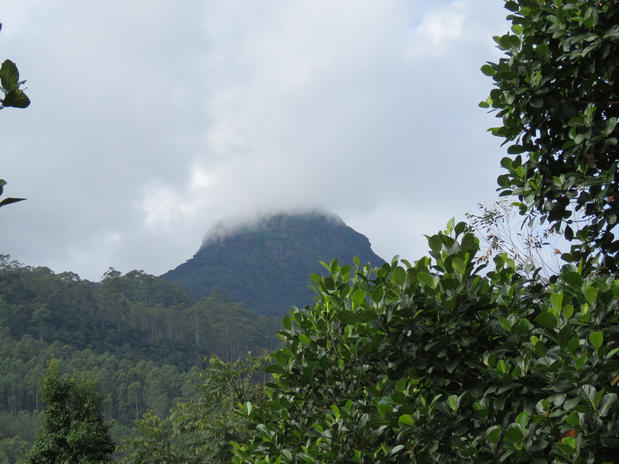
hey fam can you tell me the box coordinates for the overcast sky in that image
[1,1,510,281]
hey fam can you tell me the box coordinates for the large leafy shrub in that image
[232,221,617,462]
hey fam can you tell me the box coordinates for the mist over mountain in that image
[162,211,385,316]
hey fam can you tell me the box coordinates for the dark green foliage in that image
[0,435,30,464]
[163,212,385,316]
[0,327,200,435]
[120,354,268,464]
[25,360,114,464]
[0,411,37,464]
[0,58,30,110]
[481,0,618,269]
[0,259,281,463]
[233,225,617,463]
[0,258,280,369]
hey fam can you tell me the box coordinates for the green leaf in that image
[391,267,406,286]
[507,144,526,154]
[504,426,523,445]
[535,43,549,56]
[487,425,502,444]
[447,395,459,411]
[452,257,465,276]
[534,340,547,356]
[562,271,582,288]
[535,311,558,330]
[498,316,512,332]
[505,1,519,12]
[604,24,619,39]
[481,64,496,76]
[562,304,574,320]
[428,234,442,254]
[559,437,576,454]
[584,286,597,304]
[578,385,599,412]
[589,331,603,351]
[607,347,619,359]
[557,325,573,348]
[550,292,563,310]
[604,117,617,136]
[500,157,513,169]
[398,414,414,426]
[473,401,489,419]
[282,315,292,330]
[497,359,507,375]
[298,334,310,345]
[344,399,352,413]
[497,174,512,188]
[598,393,617,418]
[0,59,20,91]
[1,89,30,108]
[371,286,384,303]
[417,271,434,288]
[377,403,393,417]
[328,258,339,275]
[566,411,580,427]
[446,217,455,233]
[516,411,529,428]
[265,364,285,374]
[564,397,580,411]
[352,289,366,308]
[0,197,26,207]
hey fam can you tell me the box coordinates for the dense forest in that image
[0,257,281,462]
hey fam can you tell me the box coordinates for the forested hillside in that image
[0,256,281,462]
[163,212,385,316]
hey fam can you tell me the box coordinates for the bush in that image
[233,221,618,463]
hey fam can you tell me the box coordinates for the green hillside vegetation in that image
[120,355,269,464]
[0,259,281,462]
[162,212,385,316]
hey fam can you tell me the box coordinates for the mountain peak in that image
[163,211,384,316]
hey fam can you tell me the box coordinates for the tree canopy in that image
[25,360,114,464]
[480,0,617,269]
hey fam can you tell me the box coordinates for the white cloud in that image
[405,1,467,58]
[1,0,510,280]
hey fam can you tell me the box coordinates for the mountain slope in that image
[162,212,385,316]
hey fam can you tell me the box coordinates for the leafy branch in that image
[1,22,30,208]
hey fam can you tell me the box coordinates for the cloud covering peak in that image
[1,0,508,281]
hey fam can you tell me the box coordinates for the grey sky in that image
[1,1,510,281]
